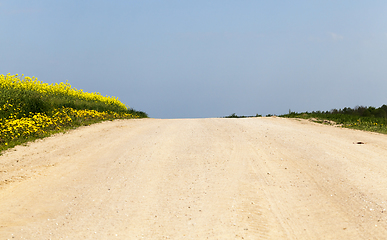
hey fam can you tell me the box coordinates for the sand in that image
[1,117,387,239]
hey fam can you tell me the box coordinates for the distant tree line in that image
[311,105,387,118]
[227,105,387,119]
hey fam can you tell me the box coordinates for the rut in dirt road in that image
[1,117,387,239]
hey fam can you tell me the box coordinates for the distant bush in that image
[224,113,262,118]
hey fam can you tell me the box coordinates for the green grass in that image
[280,105,387,134]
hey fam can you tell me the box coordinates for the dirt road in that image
[1,117,387,239]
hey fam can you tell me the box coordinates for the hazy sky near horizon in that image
[1,1,386,118]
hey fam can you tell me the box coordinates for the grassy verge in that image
[280,105,387,134]
[0,74,147,153]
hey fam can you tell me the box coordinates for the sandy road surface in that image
[1,117,387,239]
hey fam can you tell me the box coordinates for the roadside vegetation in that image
[224,113,262,118]
[280,105,387,134]
[0,73,147,152]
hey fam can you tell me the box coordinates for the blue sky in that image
[1,1,386,118]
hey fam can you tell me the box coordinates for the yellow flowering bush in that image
[0,105,139,146]
[0,73,128,112]
[0,73,147,150]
